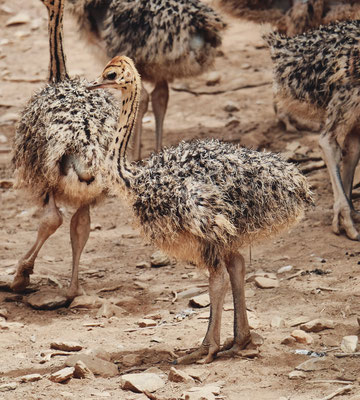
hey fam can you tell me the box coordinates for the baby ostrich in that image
[66,0,226,160]
[11,0,119,299]
[263,20,360,241]
[87,56,313,364]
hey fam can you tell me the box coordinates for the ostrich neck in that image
[47,0,69,83]
[116,79,141,187]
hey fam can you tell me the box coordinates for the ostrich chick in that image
[66,0,226,160]
[264,20,360,241]
[11,0,119,299]
[87,56,313,363]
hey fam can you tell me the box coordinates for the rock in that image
[177,287,205,300]
[0,321,24,330]
[224,101,239,112]
[136,261,150,269]
[122,354,142,367]
[5,13,30,26]
[300,319,335,332]
[205,71,221,86]
[137,318,157,327]
[247,311,261,329]
[185,368,210,382]
[288,370,306,380]
[271,316,285,328]
[277,265,293,274]
[0,308,8,319]
[96,301,124,318]
[281,336,296,346]
[49,367,75,383]
[65,354,118,377]
[168,367,193,383]
[69,295,102,309]
[189,293,210,308]
[340,335,358,353]
[291,329,313,344]
[0,113,18,126]
[254,276,279,289]
[50,341,83,352]
[27,291,68,310]
[84,348,113,362]
[150,250,171,267]
[181,385,221,400]
[20,374,42,383]
[121,372,165,393]
[0,274,13,290]
[0,382,17,392]
[289,316,311,327]
[73,361,94,379]
[225,116,240,128]
[295,358,330,372]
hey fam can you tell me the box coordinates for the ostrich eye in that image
[106,72,117,80]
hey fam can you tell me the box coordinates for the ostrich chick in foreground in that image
[264,20,360,241]
[67,0,226,160]
[11,0,119,299]
[88,56,313,363]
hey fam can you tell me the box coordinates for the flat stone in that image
[0,274,13,290]
[291,329,313,345]
[288,370,306,380]
[136,261,150,269]
[271,315,285,328]
[341,335,358,353]
[181,385,221,400]
[65,354,118,377]
[48,367,75,383]
[185,367,210,382]
[277,265,293,274]
[254,277,279,289]
[177,287,205,300]
[122,354,142,367]
[121,372,165,393]
[73,361,95,379]
[0,308,8,319]
[295,358,330,372]
[50,341,83,352]
[6,13,30,26]
[289,316,311,327]
[150,250,171,267]
[20,374,42,383]
[27,291,68,310]
[0,382,17,392]
[189,293,210,308]
[300,319,335,332]
[69,295,102,309]
[168,367,193,383]
[248,311,260,329]
[137,318,157,328]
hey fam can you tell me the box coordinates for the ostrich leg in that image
[67,204,90,299]
[151,80,169,152]
[176,262,229,364]
[11,192,63,292]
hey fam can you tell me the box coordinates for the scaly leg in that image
[341,126,360,206]
[132,82,149,161]
[319,131,359,240]
[67,204,90,299]
[11,192,63,292]
[218,252,251,358]
[151,80,169,152]
[175,263,229,364]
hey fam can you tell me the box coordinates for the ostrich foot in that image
[174,344,215,365]
[10,261,34,292]
[332,207,360,240]
[65,284,83,301]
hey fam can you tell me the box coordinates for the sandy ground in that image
[1,1,360,399]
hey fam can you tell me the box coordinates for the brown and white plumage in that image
[263,20,360,241]
[88,56,313,363]
[66,0,226,160]
[11,0,119,299]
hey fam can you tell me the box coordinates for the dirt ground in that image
[1,1,360,399]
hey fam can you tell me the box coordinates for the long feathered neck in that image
[116,74,142,188]
[45,0,69,83]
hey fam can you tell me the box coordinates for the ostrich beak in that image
[86,79,105,90]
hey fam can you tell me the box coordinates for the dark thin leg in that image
[67,204,90,299]
[176,264,228,364]
[11,193,63,292]
[151,80,169,152]
[218,252,251,358]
